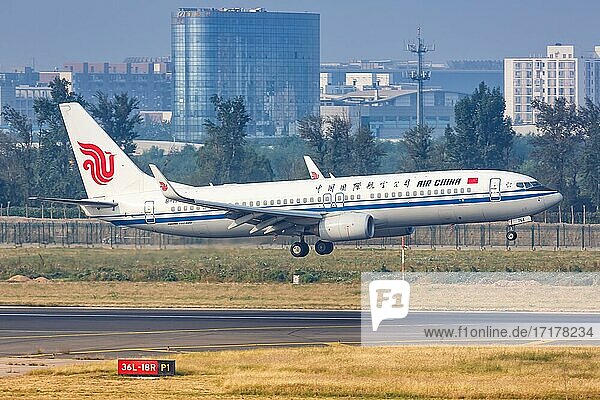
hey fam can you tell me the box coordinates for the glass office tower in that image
[172,8,320,141]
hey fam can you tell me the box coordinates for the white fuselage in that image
[84,169,562,240]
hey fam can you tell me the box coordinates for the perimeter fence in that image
[1,217,599,250]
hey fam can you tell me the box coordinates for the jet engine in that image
[372,226,415,238]
[317,212,375,241]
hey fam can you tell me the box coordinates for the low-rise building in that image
[321,88,466,139]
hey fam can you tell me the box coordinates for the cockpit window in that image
[517,181,552,191]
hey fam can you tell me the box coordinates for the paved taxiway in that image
[0,308,597,358]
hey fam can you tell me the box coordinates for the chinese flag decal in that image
[467,177,478,184]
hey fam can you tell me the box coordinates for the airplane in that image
[31,102,563,257]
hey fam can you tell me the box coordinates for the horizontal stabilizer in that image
[28,196,118,208]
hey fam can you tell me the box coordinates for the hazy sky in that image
[2,0,600,70]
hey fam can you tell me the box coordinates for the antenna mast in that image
[406,27,435,127]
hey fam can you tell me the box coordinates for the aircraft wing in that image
[28,197,118,209]
[149,164,324,236]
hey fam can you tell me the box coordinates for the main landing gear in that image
[290,239,335,257]
[314,240,334,255]
[290,240,310,258]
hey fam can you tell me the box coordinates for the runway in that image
[0,308,597,358]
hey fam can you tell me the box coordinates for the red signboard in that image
[467,177,479,184]
[118,360,175,376]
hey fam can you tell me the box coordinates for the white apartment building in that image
[584,46,600,103]
[504,44,584,132]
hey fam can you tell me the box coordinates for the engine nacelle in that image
[372,226,415,238]
[318,212,375,242]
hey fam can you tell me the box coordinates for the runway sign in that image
[118,359,175,377]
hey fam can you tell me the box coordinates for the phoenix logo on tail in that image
[78,142,115,185]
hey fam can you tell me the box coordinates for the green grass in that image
[0,247,598,283]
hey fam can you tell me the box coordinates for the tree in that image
[0,106,36,203]
[89,91,141,155]
[33,77,86,199]
[324,115,353,176]
[197,95,272,184]
[298,115,384,176]
[445,82,515,169]
[578,99,600,209]
[530,97,583,206]
[352,124,383,175]
[403,124,433,171]
[298,115,326,167]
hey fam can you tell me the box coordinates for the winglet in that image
[148,164,191,203]
[303,155,324,180]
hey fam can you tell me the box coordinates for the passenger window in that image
[398,192,402,197]
[303,198,307,203]
[283,199,287,205]
[317,197,322,202]
[413,191,417,196]
[377,193,382,199]
[270,200,274,205]
[357,194,361,200]
[454,188,458,194]
[290,199,294,204]
[310,197,314,202]
[434,190,438,195]
[420,191,424,196]
[384,193,389,198]
[250,201,253,206]
[406,192,410,197]
[344,195,348,200]
[184,206,188,211]
[427,190,431,195]
[171,207,175,212]
[277,199,281,205]
[263,200,268,206]
[177,206,181,211]
[297,198,301,203]
[467,188,471,193]
[441,189,444,194]
[370,193,375,199]
[460,188,465,193]
[350,195,354,200]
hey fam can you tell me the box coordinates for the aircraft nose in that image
[546,192,563,208]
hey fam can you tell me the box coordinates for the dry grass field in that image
[1,280,599,311]
[0,346,598,399]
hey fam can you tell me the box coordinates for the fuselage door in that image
[144,200,155,224]
[489,178,501,202]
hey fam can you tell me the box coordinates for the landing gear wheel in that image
[506,230,517,241]
[314,240,334,255]
[290,241,310,257]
